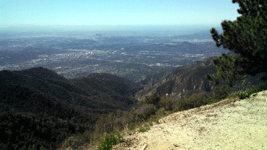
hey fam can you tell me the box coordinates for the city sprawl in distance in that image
[0,27,229,83]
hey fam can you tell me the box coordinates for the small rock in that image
[174,144,180,147]
[250,93,258,98]
[140,144,147,150]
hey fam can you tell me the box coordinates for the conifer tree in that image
[206,0,267,86]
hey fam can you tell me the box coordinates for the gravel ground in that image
[112,90,267,150]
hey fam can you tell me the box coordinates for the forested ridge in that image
[0,67,140,150]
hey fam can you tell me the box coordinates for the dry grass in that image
[59,82,267,150]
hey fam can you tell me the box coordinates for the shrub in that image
[0,111,87,150]
[138,124,150,133]
[211,85,231,100]
[134,104,156,120]
[247,80,267,93]
[228,91,249,99]
[144,92,161,108]
[158,96,174,111]
[229,80,267,99]
[94,113,116,134]
[98,131,123,150]
[176,92,212,111]
[143,92,175,111]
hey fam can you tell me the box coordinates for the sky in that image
[1,0,241,29]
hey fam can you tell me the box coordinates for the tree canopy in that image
[206,0,267,86]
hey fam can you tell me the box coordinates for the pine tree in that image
[206,0,267,86]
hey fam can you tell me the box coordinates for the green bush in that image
[138,124,150,133]
[228,91,249,99]
[98,131,123,150]
[229,80,267,99]
[247,80,267,93]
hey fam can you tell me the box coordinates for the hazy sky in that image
[1,0,241,27]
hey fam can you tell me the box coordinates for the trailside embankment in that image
[112,90,267,150]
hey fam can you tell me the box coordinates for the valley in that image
[1,29,264,150]
[0,30,228,82]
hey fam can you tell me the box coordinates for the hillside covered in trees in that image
[0,67,140,149]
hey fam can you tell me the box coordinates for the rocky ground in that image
[112,90,267,150]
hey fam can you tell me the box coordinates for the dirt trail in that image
[112,90,267,150]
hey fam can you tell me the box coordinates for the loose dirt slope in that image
[113,90,267,150]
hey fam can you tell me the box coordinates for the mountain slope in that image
[0,84,94,122]
[136,55,265,102]
[135,56,219,101]
[112,90,267,150]
[0,67,141,150]
[0,67,140,122]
